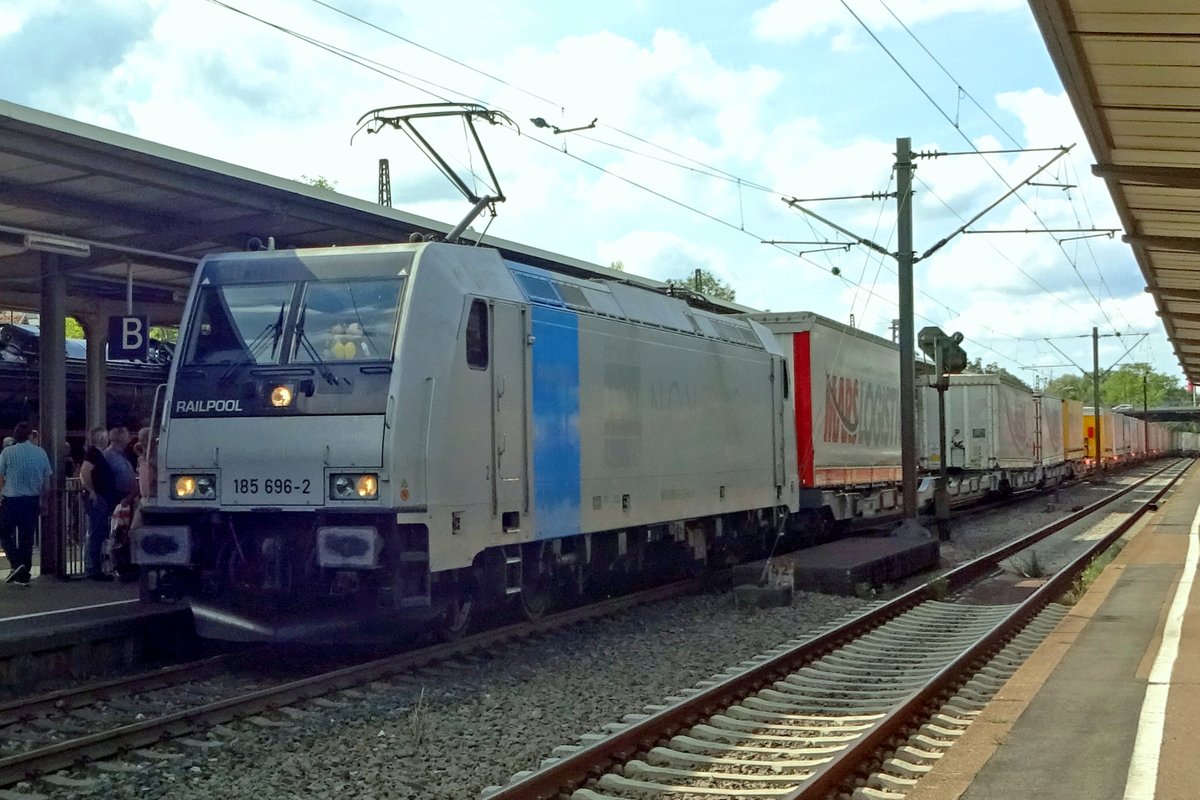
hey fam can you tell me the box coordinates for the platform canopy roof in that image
[0,99,744,326]
[1028,0,1200,383]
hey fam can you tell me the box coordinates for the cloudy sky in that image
[0,0,1176,387]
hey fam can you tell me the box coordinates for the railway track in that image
[482,458,1189,800]
[0,459,1181,794]
[0,579,697,789]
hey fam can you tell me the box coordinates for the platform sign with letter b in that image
[109,315,148,361]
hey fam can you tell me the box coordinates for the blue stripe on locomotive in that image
[529,305,581,538]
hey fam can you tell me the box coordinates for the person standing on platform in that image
[79,426,114,581]
[103,427,137,508]
[0,422,52,586]
[103,427,137,578]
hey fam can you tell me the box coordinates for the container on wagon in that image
[1034,393,1065,466]
[1113,413,1133,458]
[1084,407,1116,460]
[1062,398,1086,461]
[748,312,901,489]
[923,374,1038,470]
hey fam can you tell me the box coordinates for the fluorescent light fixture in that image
[23,233,91,258]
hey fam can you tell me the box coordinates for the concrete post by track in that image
[896,136,918,521]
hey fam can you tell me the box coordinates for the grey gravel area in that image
[36,590,866,800]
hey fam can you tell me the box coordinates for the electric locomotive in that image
[134,241,797,639]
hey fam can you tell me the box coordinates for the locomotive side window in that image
[466,300,489,370]
[183,282,295,366]
[291,278,405,362]
[515,273,562,305]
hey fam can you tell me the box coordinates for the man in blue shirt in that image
[0,422,53,586]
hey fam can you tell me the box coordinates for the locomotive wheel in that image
[517,543,555,621]
[439,592,474,641]
[519,585,552,621]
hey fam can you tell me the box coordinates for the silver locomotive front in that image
[134,246,414,629]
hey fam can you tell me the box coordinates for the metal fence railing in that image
[60,477,88,577]
[16,477,89,579]
[4,478,126,580]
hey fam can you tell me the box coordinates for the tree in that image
[63,318,176,343]
[1043,362,1188,407]
[299,174,337,191]
[964,356,1032,392]
[149,326,179,343]
[609,260,626,272]
[666,269,736,301]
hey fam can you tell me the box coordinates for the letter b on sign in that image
[108,315,148,361]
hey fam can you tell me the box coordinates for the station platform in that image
[912,464,1200,800]
[0,570,193,693]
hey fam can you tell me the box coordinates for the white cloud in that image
[751,0,1027,44]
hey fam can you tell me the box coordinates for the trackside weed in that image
[406,687,431,748]
[1062,543,1126,605]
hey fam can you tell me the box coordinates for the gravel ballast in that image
[43,590,866,800]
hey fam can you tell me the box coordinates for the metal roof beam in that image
[0,179,179,233]
[1155,287,1200,301]
[1125,234,1200,253]
[1162,311,1200,325]
[1094,163,1200,190]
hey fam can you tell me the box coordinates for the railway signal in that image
[919,326,969,541]
[918,326,968,384]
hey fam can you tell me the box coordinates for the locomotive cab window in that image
[466,300,489,370]
[183,282,296,366]
[291,278,405,363]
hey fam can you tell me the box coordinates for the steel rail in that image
[485,458,1189,800]
[0,650,265,721]
[0,579,697,786]
[785,458,1190,798]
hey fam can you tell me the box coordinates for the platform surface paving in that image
[0,570,187,661]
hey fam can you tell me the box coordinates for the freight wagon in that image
[1062,398,1086,464]
[1084,408,1116,463]
[749,312,908,527]
[919,374,1056,495]
[1035,393,1065,466]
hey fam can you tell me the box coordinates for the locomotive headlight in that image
[270,385,294,407]
[172,474,217,500]
[330,473,379,500]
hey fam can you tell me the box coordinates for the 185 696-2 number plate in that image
[225,475,318,505]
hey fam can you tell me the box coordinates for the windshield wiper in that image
[294,305,339,386]
[219,304,285,382]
